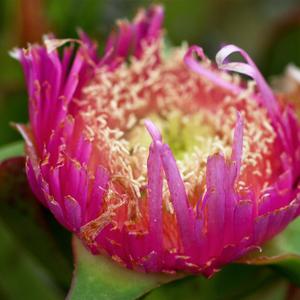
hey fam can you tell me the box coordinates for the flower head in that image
[14,5,300,276]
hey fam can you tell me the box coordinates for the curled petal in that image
[216,44,280,120]
[184,45,242,94]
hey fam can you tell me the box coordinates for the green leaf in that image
[240,218,300,286]
[68,237,183,300]
[0,141,24,161]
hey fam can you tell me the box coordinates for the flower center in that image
[127,110,223,161]
[77,42,278,218]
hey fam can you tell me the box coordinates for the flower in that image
[14,5,300,276]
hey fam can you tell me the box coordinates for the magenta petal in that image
[147,142,163,260]
[203,153,239,256]
[203,154,226,256]
[134,5,163,57]
[86,166,110,223]
[63,51,84,102]
[233,200,254,243]
[47,199,66,228]
[26,159,46,206]
[114,22,133,58]
[145,120,164,264]
[145,5,164,38]
[43,166,63,205]
[159,143,197,255]
[64,195,82,231]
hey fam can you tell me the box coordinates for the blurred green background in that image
[1,0,300,146]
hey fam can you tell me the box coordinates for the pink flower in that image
[14,5,300,276]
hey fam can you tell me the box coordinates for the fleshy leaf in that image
[240,217,300,286]
[67,237,183,300]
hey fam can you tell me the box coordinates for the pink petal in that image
[146,141,163,267]
[64,195,82,231]
[159,143,197,255]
